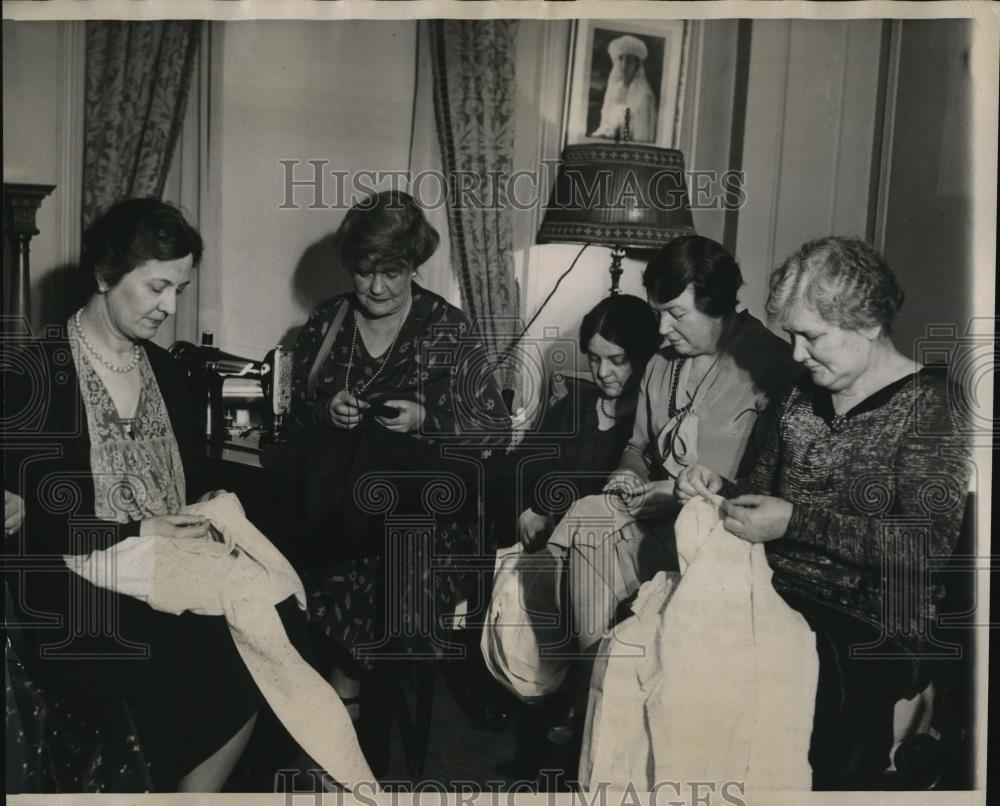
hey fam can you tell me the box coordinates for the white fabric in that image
[482,543,569,701]
[578,570,678,788]
[63,493,376,791]
[548,494,635,550]
[548,494,677,651]
[580,497,818,791]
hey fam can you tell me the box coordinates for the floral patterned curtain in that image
[81,21,201,229]
[429,20,521,391]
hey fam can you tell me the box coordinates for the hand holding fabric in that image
[518,507,553,552]
[139,514,212,540]
[377,399,425,434]
[328,390,369,429]
[676,464,724,503]
[603,469,645,498]
[621,479,676,517]
[720,495,792,543]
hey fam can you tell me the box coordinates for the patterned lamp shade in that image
[537,143,695,291]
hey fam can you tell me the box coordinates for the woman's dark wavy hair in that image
[579,293,660,369]
[642,234,743,317]
[80,198,203,293]
[333,190,439,273]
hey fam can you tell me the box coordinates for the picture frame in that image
[564,19,691,148]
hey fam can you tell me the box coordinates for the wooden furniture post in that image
[3,183,56,327]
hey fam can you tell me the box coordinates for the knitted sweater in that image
[724,367,970,654]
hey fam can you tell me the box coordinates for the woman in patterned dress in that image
[678,236,971,788]
[290,190,509,718]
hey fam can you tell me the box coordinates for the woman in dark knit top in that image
[518,293,660,551]
[678,236,970,789]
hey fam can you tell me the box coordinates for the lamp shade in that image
[537,143,694,250]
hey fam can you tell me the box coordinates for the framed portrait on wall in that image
[564,19,691,148]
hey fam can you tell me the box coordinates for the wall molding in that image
[196,21,224,345]
[766,22,793,277]
[677,21,703,167]
[828,23,850,235]
[56,20,84,269]
[723,20,752,254]
[870,20,901,251]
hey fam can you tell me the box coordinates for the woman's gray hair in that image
[766,236,905,334]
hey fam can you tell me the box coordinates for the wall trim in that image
[765,21,793,274]
[56,20,85,268]
[723,19,752,255]
[679,21,704,169]
[828,23,851,235]
[196,21,224,344]
[870,19,901,250]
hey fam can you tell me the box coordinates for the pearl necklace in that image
[345,297,411,395]
[73,309,140,374]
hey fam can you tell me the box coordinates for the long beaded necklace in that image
[73,309,140,374]
[345,296,412,395]
[667,320,736,420]
[667,357,691,419]
[669,350,729,419]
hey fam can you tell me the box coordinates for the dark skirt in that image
[775,590,939,789]
[293,421,486,672]
[20,567,304,791]
[310,517,478,673]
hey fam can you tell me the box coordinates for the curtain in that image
[429,21,522,390]
[81,21,201,229]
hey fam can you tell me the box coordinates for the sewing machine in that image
[170,333,293,445]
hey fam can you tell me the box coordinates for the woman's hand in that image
[328,390,369,429]
[622,479,676,517]
[5,491,24,535]
[198,489,228,503]
[676,464,724,503]
[139,515,212,540]
[720,495,792,543]
[377,400,424,434]
[518,508,553,552]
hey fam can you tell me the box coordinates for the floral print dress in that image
[291,283,510,671]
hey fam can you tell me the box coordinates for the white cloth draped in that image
[580,497,818,790]
[63,493,376,791]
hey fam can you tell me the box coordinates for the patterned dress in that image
[290,283,510,671]
[722,367,971,787]
[724,367,970,667]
